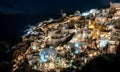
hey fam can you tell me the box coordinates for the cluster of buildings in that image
[12,2,120,72]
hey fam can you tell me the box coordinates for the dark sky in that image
[0,0,120,44]
[0,0,114,14]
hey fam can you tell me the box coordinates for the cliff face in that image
[11,2,120,72]
[0,1,120,72]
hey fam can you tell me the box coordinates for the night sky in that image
[0,0,120,45]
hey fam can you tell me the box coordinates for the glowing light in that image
[74,42,81,54]
[67,45,71,49]
[32,45,37,50]
[83,33,88,39]
[108,25,114,29]
[82,12,90,16]
[39,49,47,62]
[74,42,81,48]
[74,47,79,54]
[39,48,56,63]
[89,9,100,14]
[99,40,108,48]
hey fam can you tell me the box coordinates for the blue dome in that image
[74,42,81,48]
[74,42,81,54]
[39,48,55,62]
[39,49,47,62]
[74,48,79,54]
[99,40,108,48]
